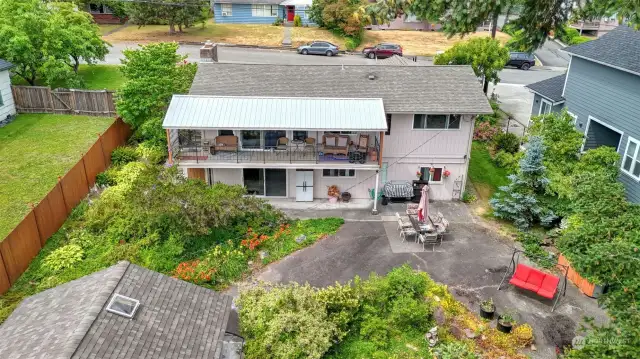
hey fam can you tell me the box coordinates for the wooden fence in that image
[11,86,116,117]
[0,118,130,295]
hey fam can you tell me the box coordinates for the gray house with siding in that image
[525,26,640,202]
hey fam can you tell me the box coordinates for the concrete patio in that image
[243,202,607,359]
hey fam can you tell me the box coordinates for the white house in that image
[162,45,492,205]
[0,59,16,124]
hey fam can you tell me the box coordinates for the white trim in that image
[529,90,565,105]
[562,56,572,97]
[621,136,640,180]
[412,114,462,130]
[581,115,624,152]
[419,166,444,184]
[538,98,553,115]
[321,169,356,178]
[221,3,232,16]
[106,294,140,319]
[567,111,578,125]
[562,52,640,78]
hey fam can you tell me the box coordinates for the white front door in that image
[295,170,314,202]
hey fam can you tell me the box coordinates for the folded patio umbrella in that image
[417,185,429,223]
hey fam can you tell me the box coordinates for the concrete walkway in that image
[282,24,292,47]
[238,202,606,359]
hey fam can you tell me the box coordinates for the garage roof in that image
[163,95,388,131]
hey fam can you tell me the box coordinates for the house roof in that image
[0,261,233,359]
[163,95,388,130]
[564,26,640,76]
[525,74,567,103]
[215,0,283,4]
[279,0,312,5]
[189,63,493,114]
[376,55,419,66]
[0,59,14,71]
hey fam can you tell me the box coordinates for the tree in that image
[366,0,639,52]
[127,0,208,34]
[310,0,369,43]
[490,136,554,229]
[0,0,108,87]
[433,37,509,94]
[116,42,197,143]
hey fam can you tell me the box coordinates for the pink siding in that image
[368,16,441,31]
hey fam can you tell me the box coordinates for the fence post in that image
[47,88,55,113]
[28,203,44,246]
[81,153,92,189]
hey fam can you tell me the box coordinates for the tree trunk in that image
[178,23,183,32]
[169,22,176,34]
[72,56,80,73]
[503,4,513,25]
[490,10,499,39]
[483,76,489,95]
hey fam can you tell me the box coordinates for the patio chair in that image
[395,212,412,231]
[399,224,417,242]
[356,134,369,154]
[276,137,289,150]
[406,203,419,215]
[418,232,439,251]
[304,137,316,151]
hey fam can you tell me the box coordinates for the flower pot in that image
[328,196,338,203]
[341,192,351,202]
[479,305,495,320]
[497,317,513,333]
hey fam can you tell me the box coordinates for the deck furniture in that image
[213,135,238,153]
[406,203,419,215]
[381,181,414,205]
[322,134,349,156]
[276,137,289,150]
[417,232,439,251]
[395,212,413,231]
[498,249,568,311]
[399,224,417,242]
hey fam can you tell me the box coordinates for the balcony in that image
[568,20,601,30]
[172,138,381,168]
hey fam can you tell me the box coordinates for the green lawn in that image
[98,24,123,35]
[468,141,510,201]
[0,114,114,240]
[11,64,124,90]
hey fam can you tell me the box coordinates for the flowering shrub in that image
[173,259,215,284]
[474,122,500,142]
[241,223,291,251]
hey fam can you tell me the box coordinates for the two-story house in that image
[525,26,640,202]
[162,44,491,205]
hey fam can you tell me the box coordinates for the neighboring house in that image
[0,59,16,125]
[368,14,441,31]
[569,16,619,37]
[162,44,492,203]
[0,261,237,359]
[86,3,125,24]
[525,26,640,202]
[212,0,314,25]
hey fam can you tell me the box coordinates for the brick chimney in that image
[200,40,218,62]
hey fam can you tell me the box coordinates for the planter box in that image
[558,254,603,298]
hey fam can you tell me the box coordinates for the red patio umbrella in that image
[417,185,429,223]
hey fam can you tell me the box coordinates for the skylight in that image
[106,294,140,319]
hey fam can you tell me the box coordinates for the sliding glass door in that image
[243,168,286,197]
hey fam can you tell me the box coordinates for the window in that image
[243,168,286,196]
[218,129,234,136]
[106,294,140,319]
[539,99,552,115]
[89,3,112,14]
[621,137,640,179]
[413,114,461,129]
[323,169,355,177]
[293,131,308,141]
[385,114,392,135]
[420,167,443,183]
[252,4,278,17]
[264,130,287,148]
[221,3,232,16]
[241,130,261,149]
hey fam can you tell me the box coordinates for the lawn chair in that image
[418,233,439,251]
[399,223,417,242]
[276,137,289,150]
[395,212,413,231]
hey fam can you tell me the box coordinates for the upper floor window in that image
[413,114,461,130]
[621,137,640,180]
[419,167,443,183]
[252,4,278,17]
[221,3,232,16]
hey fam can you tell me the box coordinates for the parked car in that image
[297,41,340,56]
[362,43,403,59]
[506,52,535,70]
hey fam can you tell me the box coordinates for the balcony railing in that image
[569,20,601,29]
[172,138,381,166]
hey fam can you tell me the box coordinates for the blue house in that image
[212,0,314,25]
[525,26,640,202]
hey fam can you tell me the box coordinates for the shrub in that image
[272,17,283,26]
[43,244,84,272]
[293,14,302,27]
[434,342,478,359]
[493,132,520,154]
[316,281,360,340]
[389,295,432,330]
[344,34,362,51]
[359,314,389,349]
[95,168,117,187]
[461,191,477,204]
[135,141,167,164]
[111,146,139,165]
[474,122,500,142]
[570,36,592,45]
[493,150,521,173]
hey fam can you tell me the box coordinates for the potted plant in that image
[341,191,351,202]
[416,171,422,179]
[497,311,515,333]
[327,185,340,203]
[443,169,451,178]
[479,298,495,319]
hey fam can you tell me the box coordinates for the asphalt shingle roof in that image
[564,25,640,75]
[0,262,232,359]
[525,74,566,103]
[190,63,493,114]
[0,59,14,71]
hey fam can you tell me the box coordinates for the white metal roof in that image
[162,95,388,131]
[280,0,312,6]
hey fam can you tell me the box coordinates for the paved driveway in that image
[250,203,605,359]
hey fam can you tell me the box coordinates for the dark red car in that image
[362,43,403,59]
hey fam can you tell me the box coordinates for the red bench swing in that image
[498,248,568,312]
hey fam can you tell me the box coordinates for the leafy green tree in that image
[433,37,509,94]
[116,42,197,143]
[310,0,369,38]
[127,0,208,34]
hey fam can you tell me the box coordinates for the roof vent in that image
[368,74,377,80]
[106,294,140,319]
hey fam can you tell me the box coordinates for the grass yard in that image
[0,114,113,240]
[468,141,510,201]
[291,27,348,48]
[11,64,125,90]
[104,20,284,47]
[98,24,123,35]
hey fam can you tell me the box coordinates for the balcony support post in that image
[371,170,380,215]
[166,129,173,165]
